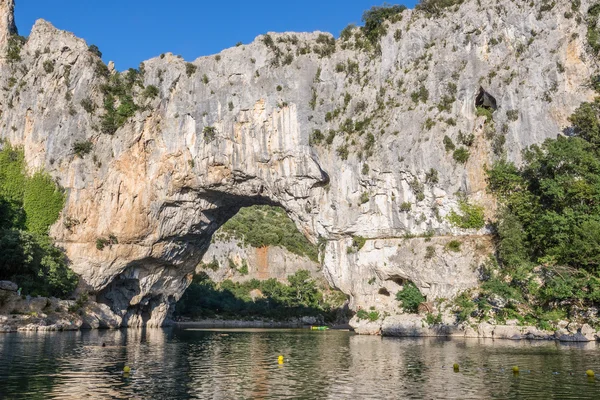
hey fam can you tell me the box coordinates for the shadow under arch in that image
[96,189,296,327]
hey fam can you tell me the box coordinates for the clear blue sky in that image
[15,0,418,70]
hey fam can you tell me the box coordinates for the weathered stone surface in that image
[351,318,382,336]
[199,238,322,283]
[0,281,18,292]
[358,315,570,340]
[0,0,596,326]
[0,289,120,332]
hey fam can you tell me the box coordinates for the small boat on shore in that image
[310,326,329,331]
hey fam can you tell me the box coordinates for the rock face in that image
[0,282,122,332]
[0,0,595,326]
[199,238,322,284]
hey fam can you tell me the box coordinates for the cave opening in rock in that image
[96,190,346,327]
[95,191,284,327]
[171,202,349,325]
[475,86,498,110]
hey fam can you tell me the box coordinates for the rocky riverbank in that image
[0,281,120,332]
[351,314,600,342]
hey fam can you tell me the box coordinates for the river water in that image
[1,328,599,399]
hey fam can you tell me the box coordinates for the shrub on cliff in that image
[361,4,407,47]
[416,0,464,16]
[396,282,425,313]
[0,144,77,298]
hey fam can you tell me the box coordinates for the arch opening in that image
[95,194,348,327]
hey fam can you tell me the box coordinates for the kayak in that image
[310,326,329,331]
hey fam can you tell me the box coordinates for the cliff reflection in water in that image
[1,329,600,399]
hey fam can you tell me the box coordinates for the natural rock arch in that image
[1,0,586,328]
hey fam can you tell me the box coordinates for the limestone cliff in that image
[0,0,595,327]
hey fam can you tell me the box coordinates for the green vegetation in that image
[203,126,217,141]
[6,34,26,63]
[445,240,461,252]
[80,98,96,114]
[43,60,55,74]
[453,81,600,329]
[425,245,436,260]
[219,205,319,262]
[72,140,93,158]
[447,199,485,229]
[360,192,370,204]
[587,4,600,53]
[416,0,465,16]
[313,34,336,58]
[411,85,429,104]
[361,4,406,48]
[310,129,324,146]
[443,135,455,152]
[0,144,77,298]
[349,236,367,252]
[88,44,102,58]
[142,85,159,100]
[425,168,439,184]
[356,309,380,321]
[452,147,470,164]
[175,270,347,321]
[396,281,425,313]
[99,69,143,134]
[186,63,197,77]
[506,109,519,121]
[476,106,494,123]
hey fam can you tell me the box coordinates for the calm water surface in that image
[1,328,600,399]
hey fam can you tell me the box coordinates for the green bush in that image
[310,129,324,145]
[43,60,55,74]
[396,282,425,313]
[88,44,102,58]
[446,240,461,252]
[142,85,159,99]
[0,144,77,298]
[411,85,429,104]
[203,126,217,141]
[6,35,26,63]
[425,245,436,259]
[313,34,336,58]
[425,168,439,184]
[440,137,455,155]
[99,72,141,134]
[361,4,406,47]
[80,98,96,114]
[185,63,197,77]
[336,145,349,160]
[416,0,465,16]
[220,205,319,262]
[360,192,370,204]
[352,235,367,251]
[23,172,65,235]
[476,106,494,123]
[506,109,519,121]
[400,202,411,212]
[447,199,485,229]
[452,147,470,163]
[72,141,93,158]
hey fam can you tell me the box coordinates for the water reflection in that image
[1,329,599,399]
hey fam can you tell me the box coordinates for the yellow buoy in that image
[512,366,519,374]
[278,355,284,364]
[586,369,595,377]
[453,363,459,372]
[123,366,131,373]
